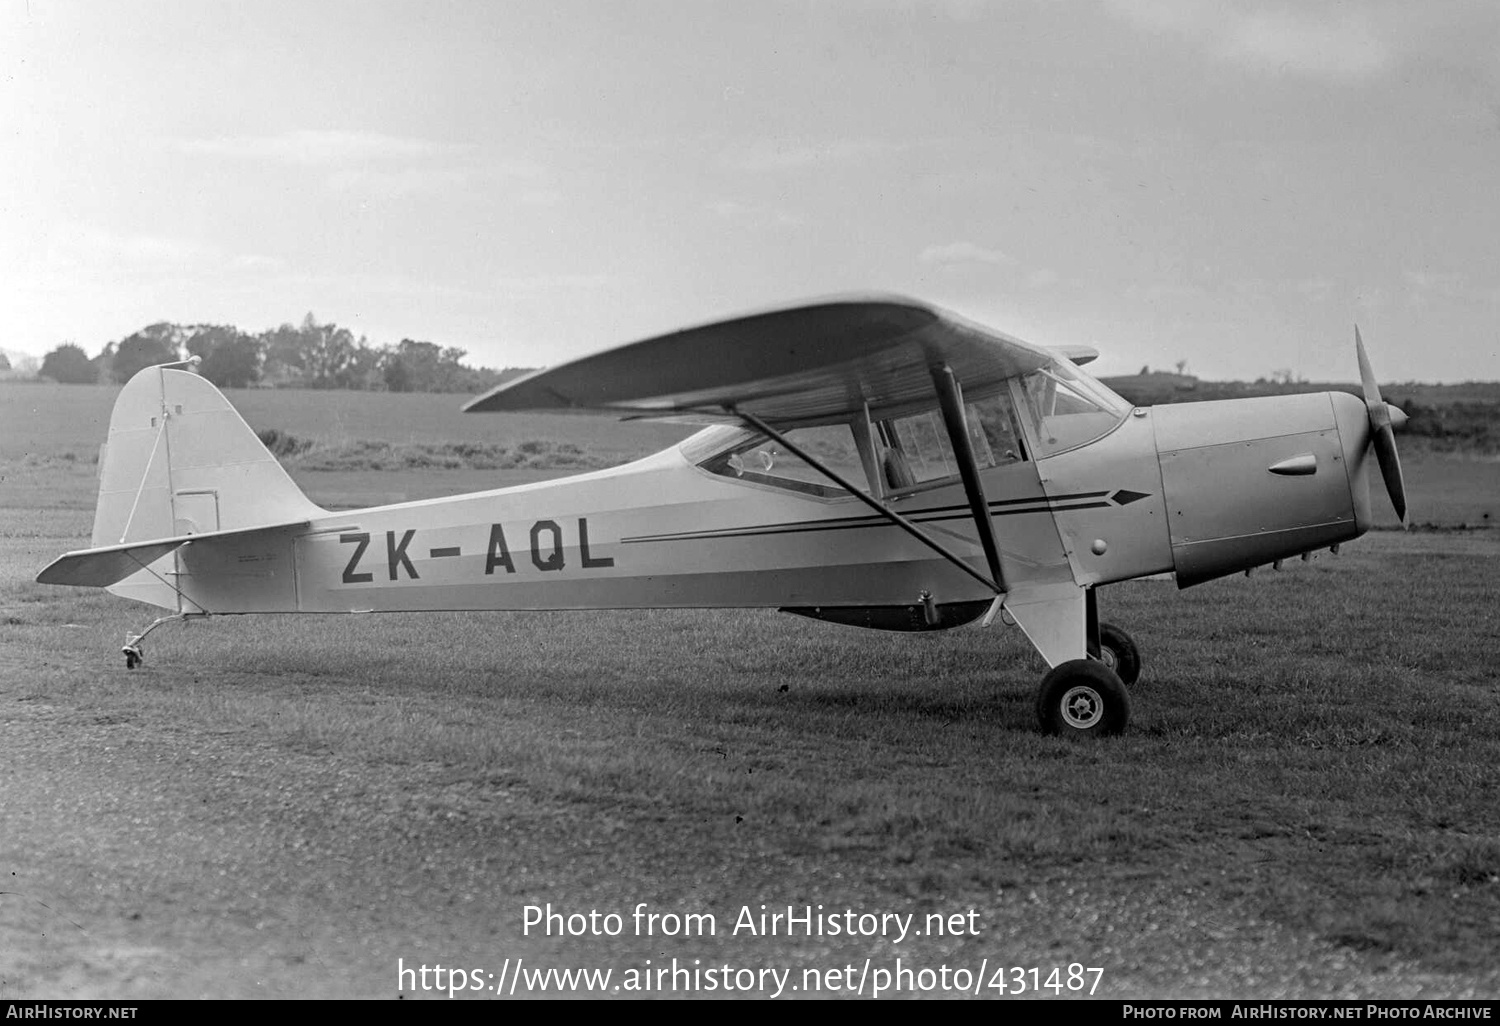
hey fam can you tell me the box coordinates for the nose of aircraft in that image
[1153,329,1410,587]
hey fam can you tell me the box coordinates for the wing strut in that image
[733,409,1002,595]
[930,364,1007,593]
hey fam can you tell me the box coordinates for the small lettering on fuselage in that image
[338,517,613,585]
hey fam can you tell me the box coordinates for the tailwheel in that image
[119,612,199,669]
[1096,621,1141,687]
[1036,659,1131,737]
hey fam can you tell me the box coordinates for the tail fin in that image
[92,363,323,544]
[38,364,323,607]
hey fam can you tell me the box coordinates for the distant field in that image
[1394,456,1499,530]
[1106,375,1500,408]
[0,382,695,463]
[3,380,1492,526]
[0,382,697,510]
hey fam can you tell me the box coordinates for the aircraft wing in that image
[464,296,1056,423]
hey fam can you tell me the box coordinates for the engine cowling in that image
[1152,391,1373,587]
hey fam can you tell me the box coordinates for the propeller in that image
[1354,326,1408,525]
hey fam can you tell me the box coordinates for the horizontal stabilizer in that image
[464,296,1055,424]
[36,521,308,588]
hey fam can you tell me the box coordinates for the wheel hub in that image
[1060,685,1103,730]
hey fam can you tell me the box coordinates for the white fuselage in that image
[162,412,1175,618]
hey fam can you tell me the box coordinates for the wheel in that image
[123,647,142,669]
[1036,659,1130,737]
[1096,621,1141,687]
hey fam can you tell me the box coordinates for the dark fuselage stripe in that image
[621,495,1115,546]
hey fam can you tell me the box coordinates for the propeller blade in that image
[1356,326,1390,431]
[1355,326,1407,525]
[1373,422,1407,524]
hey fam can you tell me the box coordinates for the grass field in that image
[1,383,1497,998]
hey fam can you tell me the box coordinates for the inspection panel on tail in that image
[39,296,1409,736]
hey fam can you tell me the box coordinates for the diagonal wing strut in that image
[734,408,1004,596]
[929,363,1007,593]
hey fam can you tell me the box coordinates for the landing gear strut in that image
[1033,587,1134,736]
[121,612,201,669]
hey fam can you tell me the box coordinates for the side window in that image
[699,423,871,497]
[969,391,1027,466]
[886,411,956,486]
[876,391,1028,492]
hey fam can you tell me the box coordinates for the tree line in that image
[36,314,527,393]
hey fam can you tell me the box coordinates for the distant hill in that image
[1098,370,1200,397]
[1101,373,1500,408]
[1100,374,1500,455]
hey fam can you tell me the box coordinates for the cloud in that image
[1222,9,1391,78]
[1295,278,1336,301]
[517,188,564,207]
[491,273,614,293]
[705,199,802,229]
[1122,281,1207,304]
[178,130,469,166]
[1103,0,1399,80]
[1403,269,1468,294]
[1025,268,1061,290]
[180,131,551,199]
[1401,268,1492,307]
[918,241,1016,267]
[324,167,480,199]
[918,169,1006,200]
[44,225,281,275]
[720,138,901,173]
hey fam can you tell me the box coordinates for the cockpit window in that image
[1016,359,1130,456]
[875,390,1028,492]
[698,423,870,497]
[885,410,954,485]
[969,391,1028,466]
[688,381,1042,498]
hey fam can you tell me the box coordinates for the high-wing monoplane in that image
[37,297,1408,736]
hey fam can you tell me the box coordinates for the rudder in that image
[90,364,324,607]
[94,364,323,546]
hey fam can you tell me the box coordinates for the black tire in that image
[1035,659,1131,737]
[1096,621,1141,687]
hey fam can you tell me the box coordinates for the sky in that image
[2,0,1497,383]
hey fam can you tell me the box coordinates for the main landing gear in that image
[1033,592,1140,737]
[1096,621,1141,688]
[1036,659,1131,737]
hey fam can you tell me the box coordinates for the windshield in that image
[1016,359,1130,457]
